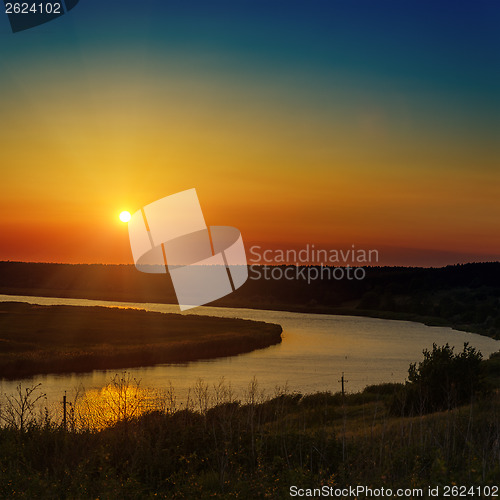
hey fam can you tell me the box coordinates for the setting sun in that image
[119,211,131,223]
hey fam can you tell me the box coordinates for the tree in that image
[0,383,46,432]
[396,343,484,415]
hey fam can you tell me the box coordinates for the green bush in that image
[392,343,486,415]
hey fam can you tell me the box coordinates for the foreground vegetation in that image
[0,302,282,379]
[0,349,499,499]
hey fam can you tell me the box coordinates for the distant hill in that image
[1,261,500,339]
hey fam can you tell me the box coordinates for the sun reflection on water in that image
[72,374,170,431]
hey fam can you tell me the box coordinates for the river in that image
[0,294,498,412]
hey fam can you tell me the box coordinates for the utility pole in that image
[339,372,348,398]
[338,372,348,463]
[62,391,67,431]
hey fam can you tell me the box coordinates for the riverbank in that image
[0,285,496,341]
[0,369,499,498]
[1,348,498,498]
[0,302,283,379]
[1,261,499,340]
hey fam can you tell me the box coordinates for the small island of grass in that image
[0,302,283,379]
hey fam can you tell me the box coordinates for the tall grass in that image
[0,375,498,498]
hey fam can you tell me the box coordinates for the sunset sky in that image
[0,0,499,266]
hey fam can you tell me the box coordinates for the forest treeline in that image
[1,261,500,338]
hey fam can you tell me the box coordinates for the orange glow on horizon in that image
[1,66,499,267]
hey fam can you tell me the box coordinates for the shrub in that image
[392,343,486,415]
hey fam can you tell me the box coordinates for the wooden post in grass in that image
[62,392,67,431]
[338,372,348,463]
[339,372,348,398]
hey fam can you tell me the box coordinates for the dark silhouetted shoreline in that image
[1,261,499,339]
[0,302,282,379]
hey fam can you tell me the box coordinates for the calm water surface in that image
[1,294,499,410]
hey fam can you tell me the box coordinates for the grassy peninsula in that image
[0,302,282,379]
